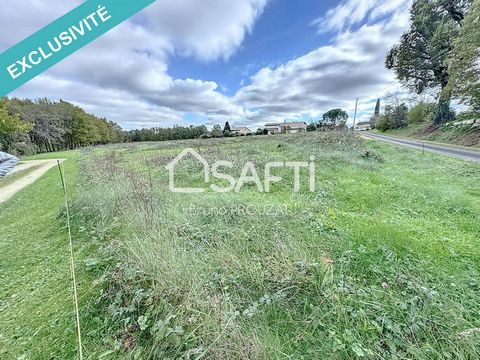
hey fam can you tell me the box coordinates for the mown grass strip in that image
[0,152,100,359]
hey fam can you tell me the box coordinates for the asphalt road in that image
[362,132,480,163]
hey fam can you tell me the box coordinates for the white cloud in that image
[3,0,267,129]
[235,3,411,126]
[144,0,268,61]
[0,1,81,49]
[312,0,411,33]
[2,0,412,130]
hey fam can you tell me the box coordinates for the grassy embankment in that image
[377,121,480,149]
[67,133,480,359]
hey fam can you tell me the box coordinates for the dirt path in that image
[0,160,64,204]
[9,160,55,175]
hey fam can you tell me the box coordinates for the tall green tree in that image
[211,124,223,138]
[385,0,469,96]
[370,98,382,128]
[374,98,381,117]
[0,98,32,151]
[322,109,348,126]
[447,0,480,111]
[223,121,231,134]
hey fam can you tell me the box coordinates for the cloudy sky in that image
[1,0,413,129]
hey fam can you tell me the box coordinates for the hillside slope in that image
[378,122,480,149]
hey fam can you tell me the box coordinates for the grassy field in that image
[70,132,479,358]
[1,132,480,359]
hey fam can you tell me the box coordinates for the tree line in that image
[0,97,123,155]
[0,95,262,155]
[124,125,209,142]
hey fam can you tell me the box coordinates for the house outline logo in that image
[165,148,209,193]
[165,148,317,194]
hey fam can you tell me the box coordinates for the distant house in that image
[264,123,283,134]
[231,127,252,136]
[355,121,371,131]
[264,122,307,135]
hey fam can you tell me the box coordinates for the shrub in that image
[376,103,408,131]
[390,103,409,128]
[370,116,378,129]
[408,102,434,123]
[211,124,223,138]
[456,111,480,122]
[375,114,393,131]
[425,111,435,124]
[361,149,385,162]
[306,123,317,132]
[433,102,456,125]
[337,120,348,129]
[11,142,39,156]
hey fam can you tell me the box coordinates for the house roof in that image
[265,121,307,128]
[283,122,307,129]
[231,127,251,131]
[265,123,282,127]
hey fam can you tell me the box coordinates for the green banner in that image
[0,0,155,97]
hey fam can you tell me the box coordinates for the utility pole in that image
[353,97,359,130]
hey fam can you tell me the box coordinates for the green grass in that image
[1,134,479,358]
[0,151,104,359]
[67,132,480,359]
